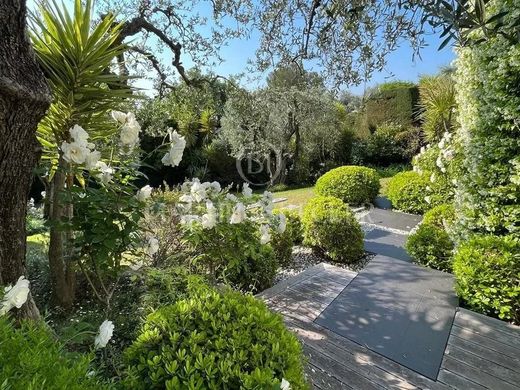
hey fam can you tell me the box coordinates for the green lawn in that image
[272,187,315,211]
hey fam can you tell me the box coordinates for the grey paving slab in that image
[360,208,422,232]
[373,196,393,210]
[363,227,412,261]
[315,255,457,381]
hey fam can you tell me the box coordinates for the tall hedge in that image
[360,85,420,134]
[454,0,520,239]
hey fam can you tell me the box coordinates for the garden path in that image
[260,207,520,389]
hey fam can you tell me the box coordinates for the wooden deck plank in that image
[307,364,352,389]
[444,343,520,386]
[285,317,449,390]
[437,369,488,390]
[450,325,520,360]
[454,309,520,348]
[447,334,520,373]
[441,356,518,390]
[303,344,384,390]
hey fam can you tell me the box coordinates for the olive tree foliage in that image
[220,67,345,184]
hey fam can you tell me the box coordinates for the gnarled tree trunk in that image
[0,0,51,320]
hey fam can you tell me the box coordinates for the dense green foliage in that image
[302,196,364,263]
[422,203,455,227]
[387,171,430,214]
[315,166,380,205]
[360,84,419,133]
[454,0,520,239]
[453,235,519,322]
[406,225,454,273]
[272,209,303,266]
[0,317,111,390]
[124,286,308,389]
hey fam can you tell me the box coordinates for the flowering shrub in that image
[412,131,463,209]
[176,180,285,292]
[271,209,303,266]
[315,165,380,205]
[386,171,430,214]
[453,235,519,322]
[58,113,186,307]
[454,0,520,239]
[0,316,112,390]
[124,286,308,389]
[302,196,364,263]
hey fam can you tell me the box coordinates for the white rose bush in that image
[175,179,285,290]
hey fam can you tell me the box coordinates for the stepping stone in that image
[374,196,392,209]
[315,255,457,381]
[363,228,411,261]
[360,208,422,232]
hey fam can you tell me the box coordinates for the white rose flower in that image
[281,378,291,390]
[85,150,101,170]
[226,193,238,202]
[242,183,253,197]
[95,161,113,184]
[230,202,246,224]
[180,215,200,226]
[41,191,46,199]
[69,125,89,146]
[201,211,217,229]
[147,237,159,256]
[277,213,287,234]
[210,181,221,192]
[111,110,128,124]
[94,320,114,349]
[161,130,186,167]
[179,194,194,203]
[137,185,153,202]
[190,181,207,203]
[61,141,89,164]
[120,120,140,147]
[0,276,30,315]
[260,224,271,244]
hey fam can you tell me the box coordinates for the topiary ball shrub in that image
[315,165,380,205]
[124,287,308,389]
[422,203,455,228]
[453,235,520,322]
[0,317,111,390]
[302,196,364,263]
[272,209,303,267]
[386,171,430,214]
[406,223,454,272]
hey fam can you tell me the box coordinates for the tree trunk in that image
[48,156,76,310]
[0,0,51,320]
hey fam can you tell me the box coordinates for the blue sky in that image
[29,0,455,96]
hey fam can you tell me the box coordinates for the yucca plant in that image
[417,74,457,142]
[30,0,135,309]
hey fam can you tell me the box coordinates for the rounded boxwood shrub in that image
[272,209,303,267]
[453,235,520,322]
[315,165,380,205]
[406,223,454,272]
[387,171,430,214]
[0,317,111,390]
[422,203,455,227]
[302,196,364,263]
[124,286,308,389]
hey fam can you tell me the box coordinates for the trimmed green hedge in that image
[302,196,364,263]
[315,165,380,205]
[453,235,519,322]
[124,286,308,389]
[387,171,430,214]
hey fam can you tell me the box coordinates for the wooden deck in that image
[259,264,520,390]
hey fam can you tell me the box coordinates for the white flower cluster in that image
[0,276,30,315]
[161,128,186,167]
[61,125,100,167]
[111,111,141,148]
[176,179,286,243]
[94,319,114,349]
[436,131,455,173]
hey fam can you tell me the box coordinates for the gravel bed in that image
[274,245,375,285]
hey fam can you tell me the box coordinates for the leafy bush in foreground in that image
[406,223,454,272]
[387,171,430,214]
[315,165,380,205]
[124,286,308,389]
[453,235,519,322]
[0,317,111,390]
[302,196,364,263]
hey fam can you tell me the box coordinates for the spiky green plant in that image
[418,74,456,142]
